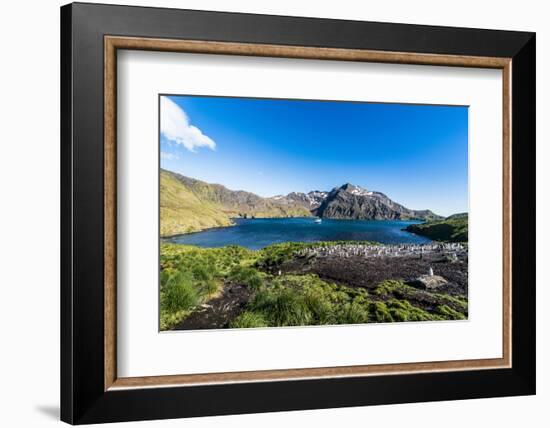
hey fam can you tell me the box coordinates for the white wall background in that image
[0,1,546,427]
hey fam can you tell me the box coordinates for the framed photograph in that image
[61,2,536,424]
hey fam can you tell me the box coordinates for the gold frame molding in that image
[104,36,512,391]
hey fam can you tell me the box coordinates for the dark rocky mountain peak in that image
[337,182,374,197]
[340,182,359,191]
[313,182,442,221]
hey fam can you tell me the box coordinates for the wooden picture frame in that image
[61,2,535,424]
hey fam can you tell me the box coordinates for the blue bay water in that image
[165,218,431,250]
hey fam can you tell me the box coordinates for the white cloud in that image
[160,97,216,152]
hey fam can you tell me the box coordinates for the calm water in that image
[165,218,431,250]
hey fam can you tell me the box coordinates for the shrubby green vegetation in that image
[160,243,256,329]
[244,275,464,326]
[229,311,268,328]
[160,242,467,330]
[372,279,468,315]
[228,265,265,290]
[404,213,468,242]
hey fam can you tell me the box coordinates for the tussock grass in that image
[229,312,268,328]
[434,304,467,320]
[242,274,451,327]
[386,299,439,322]
[372,280,407,296]
[228,265,264,290]
[160,270,199,313]
[160,242,467,330]
[338,301,371,324]
[160,243,255,329]
[373,280,468,317]
[250,287,313,326]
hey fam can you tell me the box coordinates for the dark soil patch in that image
[174,282,252,330]
[282,252,468,297]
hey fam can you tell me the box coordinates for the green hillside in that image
[160,170,312,236]
[405,213,468,243]
[160,171,233,236]
[166,170,311,218]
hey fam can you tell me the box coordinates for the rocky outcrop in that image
[409,274,448,290]
[280,191,328,210]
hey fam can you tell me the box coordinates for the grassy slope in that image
[160,170,311,236]
[160,171,233,236]
[405,213,468,242]
[169,170,311,219]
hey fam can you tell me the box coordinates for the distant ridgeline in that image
[404,213,468,243]
[160,170,310,236]
[160,169,443,236]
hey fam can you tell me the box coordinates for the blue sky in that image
[160,95,468,217]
